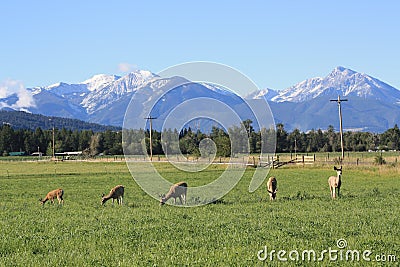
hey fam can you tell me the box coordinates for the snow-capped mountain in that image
[268,66,400,103]
[80,74,121,92]
[2,66,400,132]
[11,70,155,120]
[81,70,156,114]
[244,66,400,131]
[245,88,278,101]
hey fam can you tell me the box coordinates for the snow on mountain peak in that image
[81,74,120,91]
[128,70,155,80]
[331,66,356,75]
[245,88,279,100]
[271,66,400,103]
[47,82,63,89]
[80,70,157,113]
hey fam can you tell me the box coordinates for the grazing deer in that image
[328,166,342,199]
[160,181,187,206]
[40,188,64,205]
[101,185,124,205]
[266,177,278,201]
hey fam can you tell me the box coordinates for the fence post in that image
[272,156,275,169]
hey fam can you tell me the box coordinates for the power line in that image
[144,116,157,161]
[330,95,348,160]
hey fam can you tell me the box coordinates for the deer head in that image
[159,194,166,205]
[334,166,342,177]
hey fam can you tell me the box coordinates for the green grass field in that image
[0,161,399,266]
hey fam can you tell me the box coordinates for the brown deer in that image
[328,166,342,199]
[266,177,278,200]
[101,185,124,205]
[40,188,64,205]
[160,181,187,206]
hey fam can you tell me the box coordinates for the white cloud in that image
[0,79,23,98]
[14,88,36,108]
[0,79,36,109]
[118,62,138,73]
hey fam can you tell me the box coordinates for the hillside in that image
[0,110,121,131]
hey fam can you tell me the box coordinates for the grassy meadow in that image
[0,160,399,266]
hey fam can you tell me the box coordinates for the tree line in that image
[0,125,122,157]
[1,121,400,157]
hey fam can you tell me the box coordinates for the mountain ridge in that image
[1,66,400,132]
[265,66,400,103]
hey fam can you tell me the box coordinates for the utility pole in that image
[144,116,157,161]
[330,95,348,160]
[52,126,55,160]
[49,118,55,160]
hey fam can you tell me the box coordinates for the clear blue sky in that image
[1,0,399,90]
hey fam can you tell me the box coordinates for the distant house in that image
[9,151,26,156]
[65,151,83,156]
[55,151,83,160]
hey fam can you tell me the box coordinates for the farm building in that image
[8,151,26,156]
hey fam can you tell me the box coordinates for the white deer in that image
[101,185,124,205]
[328,166,342,199]
[266,177,278,201]
[160,181,187,206]
[40,188,64,205]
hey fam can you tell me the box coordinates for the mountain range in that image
[1,66,400,132]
